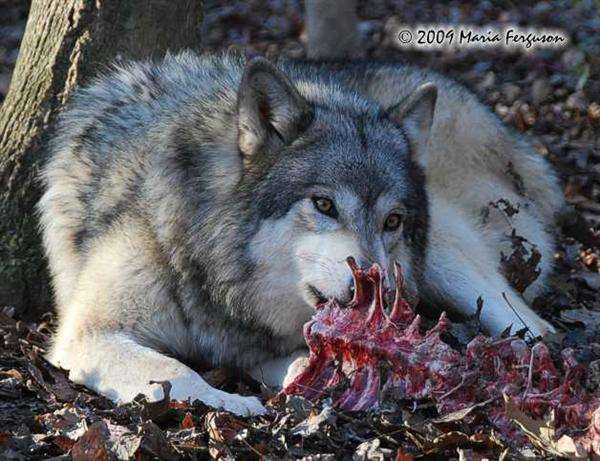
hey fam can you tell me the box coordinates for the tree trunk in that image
[0,0,203,317]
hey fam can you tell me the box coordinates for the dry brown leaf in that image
[353,438,393,460]
[50,434,76,452]
[181,411,195,429]
[140,380,177,421]
[423,430,500,455]
[291,403,336,437]
[504,395,588,460]
[394,447,414,461]
[205,411,245,444]
[432,398,495,424]
[204,411,245,460]
[36,407,88,440]
[71,421,115,461]
[137,421,178,460]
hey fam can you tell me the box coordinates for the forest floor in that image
[1,1,599,459]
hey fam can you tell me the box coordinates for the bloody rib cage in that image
[282,257,600,453]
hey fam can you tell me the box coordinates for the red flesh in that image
[282,258,600,453]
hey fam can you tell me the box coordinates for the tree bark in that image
[0,0,203,316]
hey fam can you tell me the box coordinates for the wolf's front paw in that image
[210,392,266,417]
[165,374,266,416]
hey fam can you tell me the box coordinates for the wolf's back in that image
[38,52,245,310]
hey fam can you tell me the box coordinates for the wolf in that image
[39,51,564,415]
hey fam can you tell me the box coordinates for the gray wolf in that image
[39,51,564,415]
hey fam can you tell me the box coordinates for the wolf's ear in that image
[387,83,437,165]
[237,57,312,160]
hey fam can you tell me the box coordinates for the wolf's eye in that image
[384,213,402,231]
[312,197,337,218]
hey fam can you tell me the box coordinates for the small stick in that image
[501,292,533,339]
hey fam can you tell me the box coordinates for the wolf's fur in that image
[293,61,564,327]
[39,51,564,415]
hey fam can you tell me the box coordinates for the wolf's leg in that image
[249,350,309,388]
[49,332,266,416]
[424,201,555,338]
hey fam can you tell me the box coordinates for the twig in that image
[501,292,533,338]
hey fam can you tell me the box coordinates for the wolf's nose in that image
[348,282,355,297]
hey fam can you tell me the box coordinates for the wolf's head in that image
[232,58,436,339]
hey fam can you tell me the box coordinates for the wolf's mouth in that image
[306,284,328,306]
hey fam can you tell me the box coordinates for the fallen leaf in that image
[353,438,393,460]
[138,421,178,460]
[205,411,245,444]
[291,403,336,437]
[204,411,245,459]
[36,407,88,441]
[105,422,141,460]
[181,411,195,429]
[140,380,173,420]
[25,354,77,403]
[394,447,414,461]
[423,431,500,455]
[432,399,495,424]
[50,434,76,452]
[71,421,115,461]
[504,396,588,460]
